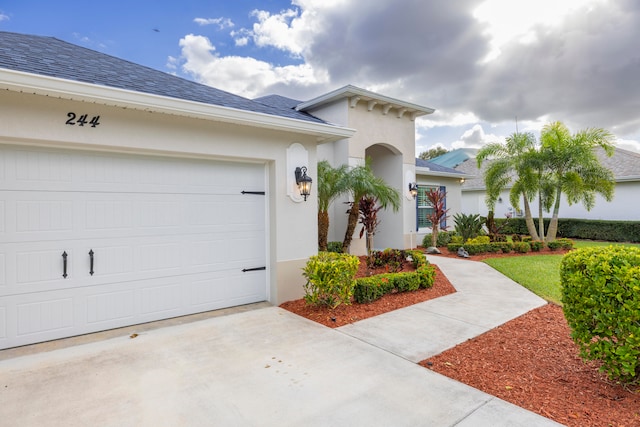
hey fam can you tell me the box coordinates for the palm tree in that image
[341,161,400,253]
[317,160,349,251]
[477,132,544,240]
[540,121,615,241]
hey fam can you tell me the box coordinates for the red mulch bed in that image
[280,256,456,328]
[280,248,640,426]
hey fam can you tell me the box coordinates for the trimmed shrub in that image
[548,238,574,251]
[530,240,544,252]
[406,250,427,269]
[494,217,640,243]
[326,241,343,253]
[465,243,490,255]
[486,242,502,253]
[466,235,490,245]
[353,275,394,303]
[513,241,531,253]
[557,238,575,249]
[303,252,360,308]
[416,265,436,289]
[437,231,454,247]
[353,264,436,303]
[447,243,463,253]
[561,247,640,384]
[391,272,422,292]
[498,242,513,253]
[547,240,562,251]
[450,235,463,245]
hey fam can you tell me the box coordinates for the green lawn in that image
[483,240,639,305]
[484,255,564,304]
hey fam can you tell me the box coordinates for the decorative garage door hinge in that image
[241,191,265,195]
[242,266,266,272]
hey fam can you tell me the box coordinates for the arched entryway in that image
[365,143,404,251]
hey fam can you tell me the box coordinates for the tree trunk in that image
[342,199,360,253]
[366,231,374,255]
[318,210,329,251]
[522,196,540,240]
[537,191,545,241]
[431,224,439,247]
[546,186,563,241]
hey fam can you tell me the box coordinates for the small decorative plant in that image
[303,252,360,308]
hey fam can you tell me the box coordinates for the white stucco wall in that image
[415,175,464,246]
[311,99,422,254]
[462,181,640,221]
[0,89,323,304]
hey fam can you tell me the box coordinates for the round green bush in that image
[561,246,640,384]
[303,252,360,308]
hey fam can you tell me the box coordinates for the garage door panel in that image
[16,249,68,284]
[227,270,267,303]
[17,297,74,336]
[0,145,268,350]
[1,147,265,195]
[3,192,265,243]
[0,306,6,339]
[87,289,136,324]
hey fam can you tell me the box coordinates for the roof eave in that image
[616,176,640,182]
[416,166,469,179]
[295,84,435,117]
[0,68,356,143]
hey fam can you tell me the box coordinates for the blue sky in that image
[2,0,639,154]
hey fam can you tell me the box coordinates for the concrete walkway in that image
[338,255,549,361]
[0,257,563,426]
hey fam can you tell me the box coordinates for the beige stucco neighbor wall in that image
[0,90,321,305]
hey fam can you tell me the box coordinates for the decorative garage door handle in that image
[89,249,94,276]
[242,266,266,272]
[62,251,68,278]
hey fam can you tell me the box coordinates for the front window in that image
[417,185,439,229]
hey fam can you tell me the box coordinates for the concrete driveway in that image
[1,304,562,426]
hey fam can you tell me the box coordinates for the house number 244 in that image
[66,112,101,128]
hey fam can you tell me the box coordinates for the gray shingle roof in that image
[0,31,325,124]
[415,158,464,174]
[254,94,303,110]
[457,146,640,190]
[597,147,640,180]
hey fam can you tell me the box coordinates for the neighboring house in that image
[415,158,466,242]
[0,32,460,349]
[444,147,640,221]
[259,86,467,254]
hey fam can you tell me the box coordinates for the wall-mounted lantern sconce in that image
[408,182,418,199]
[459,178,466,184]
[498,197,503,204]
[295,166,312,201]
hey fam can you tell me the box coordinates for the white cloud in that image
[230,29,251,47]
[172,0,640,152]
[0,12,9,22]
[417,111,481,131]
[452,124,504,149]
[473,0,605,63]
[194,17,234,29]
[615,138,640,154]
[178,34,328,98]
[250,9,303,55]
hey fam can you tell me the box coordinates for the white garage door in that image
[0,145,267,349]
